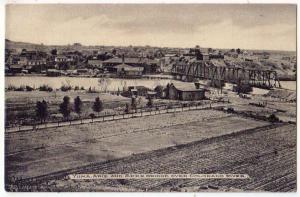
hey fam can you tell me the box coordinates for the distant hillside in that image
[5,39,48,52]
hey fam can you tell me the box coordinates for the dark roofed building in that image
[103,57,158,73]
[115,63,144,77]
[167,83,206,101]
[9,64,24,73]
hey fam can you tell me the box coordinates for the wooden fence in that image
[5,101,224,133]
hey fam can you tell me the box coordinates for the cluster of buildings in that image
[125,82,207,101]
[6,43,220,78]
[5,45,162,77]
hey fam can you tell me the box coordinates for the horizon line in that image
[5,38,297,53]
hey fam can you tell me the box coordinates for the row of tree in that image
[36,96,103,123]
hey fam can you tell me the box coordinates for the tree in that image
[36,100,48,123]
[89,113,95,122]
[166,83,170,99]
[51,49,57,56]
[124,103,130,113]
[59,96,71,120]
[131,97,137,112]
[74,96,82,117]
[236,48,241,54]
[147,97,153,108]
[93,97,103,115]
[154,85,164,98]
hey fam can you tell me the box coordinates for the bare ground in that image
[6,123,296,192]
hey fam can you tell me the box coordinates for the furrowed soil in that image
[6,109,268,180]
[9,123,295,192]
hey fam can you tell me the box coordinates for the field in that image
[6,120,296,192]
[6,109,272,185]
[44,123,294,192]
[5,82,297,192]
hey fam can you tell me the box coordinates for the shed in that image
[167,83,206,101]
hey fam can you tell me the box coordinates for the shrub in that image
[87,86,98,93]
[268,114,280,123]
[227,107,235,113]
[15,86,25,91]
[39,84,53,92]
[60,85,72,92]
[26,85,34,91]
[89,113,95,119]
[74,86,80,91]
[7,85,16,91]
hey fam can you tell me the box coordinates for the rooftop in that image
[171,83,205,92]
[104,57,157,65]
[115,63,144,71]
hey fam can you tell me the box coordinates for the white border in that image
[0,1,298,197]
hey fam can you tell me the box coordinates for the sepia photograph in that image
[3,3,297,192]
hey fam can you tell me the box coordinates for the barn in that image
[167,83,206,101]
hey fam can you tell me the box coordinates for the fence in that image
[5,101,227,133]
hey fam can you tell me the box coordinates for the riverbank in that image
[5,76,296,91]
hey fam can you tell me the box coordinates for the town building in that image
[88,59,103,68]
[46,69,62,77]
[114,63,144,77]
[103,56,159,73]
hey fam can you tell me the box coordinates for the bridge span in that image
[171,60,281,89]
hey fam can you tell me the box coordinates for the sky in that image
[5,4,297,51]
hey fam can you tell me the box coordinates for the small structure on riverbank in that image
[46,69,62,77]
[167,83,206,101]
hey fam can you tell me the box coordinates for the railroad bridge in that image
[171,61,281,88]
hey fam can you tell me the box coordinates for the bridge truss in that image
[171,61,281,89]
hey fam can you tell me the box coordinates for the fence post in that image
[103,116,105,121]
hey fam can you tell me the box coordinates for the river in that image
[5,76,177,91]
[5,76,296,92]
